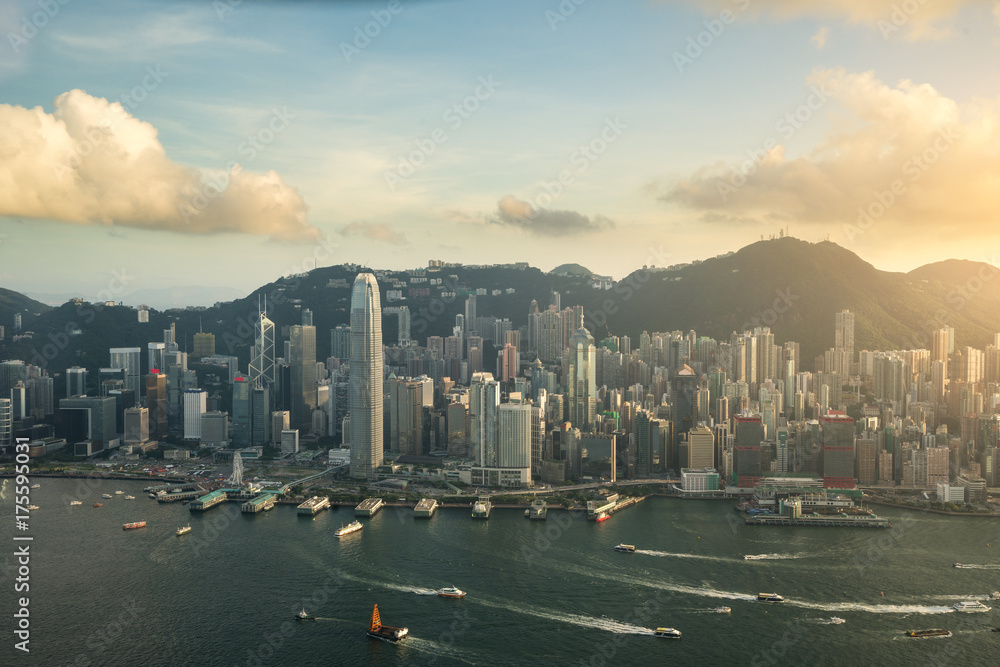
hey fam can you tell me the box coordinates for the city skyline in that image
[3,1,1000,302]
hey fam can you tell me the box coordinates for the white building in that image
[281,429,300,455]
[937,482,965,504]
[182,389,207,440]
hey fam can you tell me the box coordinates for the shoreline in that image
[866,498,1000,518]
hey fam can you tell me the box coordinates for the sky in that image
[1,0,1000,304]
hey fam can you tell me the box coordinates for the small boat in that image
[614,544,636,553]
[828,617,846,624]
[70,501,83,506]
[988,591,1000,600]
[954,601,990,612]
[905,629,951,638]
[335,520,363,537]
[123,521,146,530]
[30,484,40,489]
[125,495,135,500]
[713,606,731,614]
[757,593,785,603]
[93,503,103,507]
[437,587,466,599]
[148,493,157,499]
[367,604,408,642]
[990,627,1000,633]
[114,490,124,495]
[176,526,191,536]
[653,627,682,639]
[296,607,316,621]
[26,505,39,510]
[101,493,113,499]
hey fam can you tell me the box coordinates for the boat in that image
[367,604,408,642]
[757,593,785,603]
[614,544,636,553]
[828,617,846,624]
[148,493,157,499]
[528,499,547,520]
[176,526,191,536]
[472,495,491,519]
[653,627,682,639]
[115,490,124,495]
[295,607,316,621]
[335,520,363,537]
[30,484,40,489]
[954,563,974,569]
[713,606,731,614]
[26,505,39,510]
[437,587,466,599]
[123,521,147,530]
[953,601,990,612]
[905,629,952,638]
[988,591,1000,600]
[70,501,83,506]
[991,627,1000,633]
[101,493,113,499]
[93,503,103,507]
[125,495,135,500]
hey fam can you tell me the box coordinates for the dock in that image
[744,514,892,528]
[157,489,204,502]
[414,498,438,518]
[297,496,331,515]
[471,495,491,519]
[242,493,278,513]
[189,490,227,511]
[355,497,384,517]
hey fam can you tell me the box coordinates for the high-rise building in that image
[109,347,141,394]
[469,372,500,466]
[232,376,251,446]
[147,342,166,375]
[566,328,597,431]
[193,332,215,358]
[497,398,531,470]
[819,413,855,488]
[124,407,149,444]
[687,423,715,469]
[66,366,88,397]
[183,389,207,440]
[145,373,167,439]
[835,310,855,361]
[0,398,12,447]
[289,325,317,429]
[331,325,352,361]
[250,386,271,446]
[447,402,469,459]
[249,300,275,391]
[349,273,384,480]
[465,295,477,333]
[272,410,290,445]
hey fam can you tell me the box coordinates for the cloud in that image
[486,195,614,236]
[339,222,408,245]
[811,26,829,49]
[661,68,1000,239]
[0,90,317,241]
[674,0,981,40]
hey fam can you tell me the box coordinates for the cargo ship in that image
[437,586,466,599]
[123,521,147,530]
[905,629,951,638]
[367,604,408,643]
[653,627,682,639]
[614,544,636,553]
[472,496,491,519]
[757,593,784,603]
[176,526,191,536]
[335,520,363,537]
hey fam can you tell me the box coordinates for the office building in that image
[349,273,384,480]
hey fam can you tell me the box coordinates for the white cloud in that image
[811,26,829,49]
[0,90,317,241]
[486,195,615,236]
[339,222,408,245]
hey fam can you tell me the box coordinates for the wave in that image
[743,553,809,561]
[952,564,1000,570]
[788,600,955,615]
[470,596,654,635]
[341,572,437,596]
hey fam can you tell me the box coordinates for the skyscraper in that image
[109,347,141,394]
[834,309,855,361]
[349,273,384,480]
[250,299,275,391]
[289,324,317,429]
[566,328,596,431]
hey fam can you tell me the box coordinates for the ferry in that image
[905,629,951,638]
[614,544,636,553]
[101,493,113,499]
[176,526,191,536]
[437,587,466,599]
[953,600,990,612]
[70,500,83,506]
[335,520,363,537]
[295,608,316,621]
[713,606,731,614]
[367,604,408,643]
[93,503,103,507]
[653,627,682,639]
[757,593,785,603]
[123,521,147,530]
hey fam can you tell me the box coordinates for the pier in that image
[242,493,278,513]
[744,513,892,528]
[414,498,438,518]
[355,498,384,517]
[189,490,227,511]
[297,496,331,515]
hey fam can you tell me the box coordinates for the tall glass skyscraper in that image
[350,273,383,480]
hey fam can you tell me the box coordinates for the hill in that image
[0,287,52,334]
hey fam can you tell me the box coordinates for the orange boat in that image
[367,604,408,642]
[93,503,103,507]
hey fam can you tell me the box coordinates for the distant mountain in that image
[548,263,592,277]
[118,286,248,310]
[3,238,1000,378]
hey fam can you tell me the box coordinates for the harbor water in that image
[2,478,999,666]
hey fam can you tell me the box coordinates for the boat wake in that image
[471,597,654,635]
[743,553,808,561]
[951,564,1000,570]
[635,550,730,562]
[405,637,483,665]
[808,617,847,625]
[341,573,437,596]
[789,600,954,615]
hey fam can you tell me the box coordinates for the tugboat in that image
[653,627,682,639]
[367,604,408,643]
[757,593,785,603]
[437,586,466,599]
[614,544,636,553]
[905,629,951,638]
[295,607,316,621]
